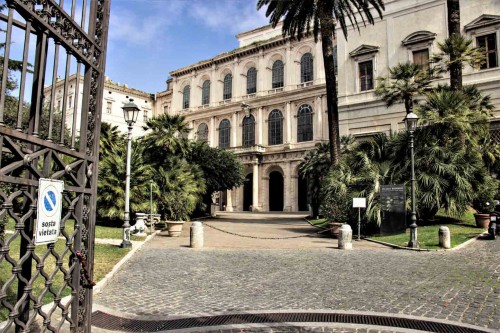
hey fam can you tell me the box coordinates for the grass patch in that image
[370,212,482,249]
[306,217,330,228]
[0,235,130,321]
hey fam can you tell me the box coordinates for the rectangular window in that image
[359,60,374,91]
[57,100,61,111]
[68,95,73,108]
[106,101,112,114]
[163,105,169,114]
[412,49,430,71]
[143,110,148,122]
[477,33,498,69]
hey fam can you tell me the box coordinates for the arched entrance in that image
[269,171,284,211]
[298,176,309,211]
[243,173,253,211]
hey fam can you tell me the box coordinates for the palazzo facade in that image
[163,0,500,212]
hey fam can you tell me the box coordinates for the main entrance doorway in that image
[243,173,253,211]
[269,171,284,211]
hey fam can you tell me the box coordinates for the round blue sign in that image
[44,190,57,212]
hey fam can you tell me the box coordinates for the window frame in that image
[106,101,112,114]
[358,60,374,92]
[242,115,255,147]
[218,119,231,149]
[297,104,313,142]
[197,123,209,142]
[300,53,314,83]
[268,109,283,146]
[223,74,233,100]
[272,60,284,89]
[182,85,190,109]
[476,32,499,70]
[246,67,257,94]
[202,80,210,105]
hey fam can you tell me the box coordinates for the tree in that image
[142,114,191,165]
[99,122,123,160]
[431,35,485,91]
[375,62,433,114]
[257,0,385,166]
[186,141,244,209]
[446,0,461,90]
[97,142,153,223]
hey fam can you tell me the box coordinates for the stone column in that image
[315,95,323,141]
[226,189,233,212]
[210,116,216,147]
[257,107,263,145]
[284,161,292,211]
[291,173,299,212]
[232,111,238,147]
[286,101,292,144]
[285,41,292,90]
[252,158,259,212]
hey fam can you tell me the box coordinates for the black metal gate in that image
[0,0,110,332]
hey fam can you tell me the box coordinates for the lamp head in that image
[404,112,419,132]
[122,99,140,125]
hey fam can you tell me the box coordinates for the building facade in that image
[164,0,500,212]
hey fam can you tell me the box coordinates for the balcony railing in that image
[267,87,284,94]
[231,145,266,154]
[297,81,313,88]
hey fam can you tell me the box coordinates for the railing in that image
[297,81,313,88]
[231,145,266,154]
[268,87,284,94]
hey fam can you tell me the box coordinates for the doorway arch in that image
[269,171,284,211]
[243,173,253,211]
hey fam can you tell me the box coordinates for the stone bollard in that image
[338,224,353,250]
[190,221,204,248]
[439,226,451,249]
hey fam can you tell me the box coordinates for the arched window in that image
[219,119,231,149]
[272,60,284,88]
[301,53,313,83]
[202,80,210,105]
[268,109,283,145]
[247,67,257,94]
[197,123,209,142]
[242,115,255,147]
[297,104,313,142]
[182,85,190,109]
[223,74,232,100]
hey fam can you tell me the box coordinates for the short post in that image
[190,221,204,248]
[438,226,451,249]
[338,224,353,250]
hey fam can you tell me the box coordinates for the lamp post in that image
[405,112,419,249]
[149,179,154,234]
[120,99,140,248]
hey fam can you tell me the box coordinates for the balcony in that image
[219,98,232,106]
[242,93,256,100]
[297,81,313,88]
[267,87,284,95]
[231,145,266,155]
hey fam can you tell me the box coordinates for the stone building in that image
[163,0,500,212]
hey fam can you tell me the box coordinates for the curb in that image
[93,230,159,295]
[365,231,489,252]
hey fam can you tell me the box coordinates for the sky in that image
[106,0,271,94]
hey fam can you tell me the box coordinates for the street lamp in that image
[120,99,140,248]
[405,111,419,248]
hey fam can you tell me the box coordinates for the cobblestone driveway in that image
[94,219,500,331]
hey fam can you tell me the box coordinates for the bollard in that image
[439,226,451,249]
[190,221,204,248]
[338,224,353,250]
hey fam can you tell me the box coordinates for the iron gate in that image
[0,0,110,332]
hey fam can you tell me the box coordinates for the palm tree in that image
[142,114,191,165]
[447,0,461,90]
[99,122,122,159]
[257,0,385,166]
[375,62,433,114]
[431,35,485,91]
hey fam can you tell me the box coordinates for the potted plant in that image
[472,179,497,229]
[164,196,191,237]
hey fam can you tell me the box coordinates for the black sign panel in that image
[380,185,406,235]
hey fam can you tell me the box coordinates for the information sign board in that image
[35,179,64,245]
[353,198,366,208]
[380,185,406,235]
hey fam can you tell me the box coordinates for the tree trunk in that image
[318,0,340,167]
[447,0,462,90]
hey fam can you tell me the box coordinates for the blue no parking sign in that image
[35,179,64,245]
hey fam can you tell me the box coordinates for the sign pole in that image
[352,198,366,241]
[358,207,361,240]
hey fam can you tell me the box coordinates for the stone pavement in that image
[93,213,500,332]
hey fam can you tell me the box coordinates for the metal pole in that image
[408,130,419,248]
[357,207,361,240]
[120,124,133,248]
[150,179,153,234]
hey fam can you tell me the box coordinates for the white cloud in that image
[189,0,270,35]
